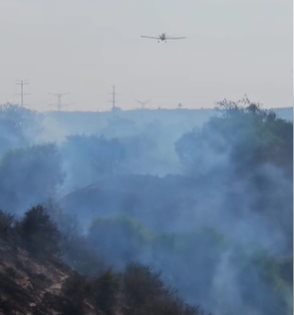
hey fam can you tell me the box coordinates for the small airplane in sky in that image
[141,33,186,43]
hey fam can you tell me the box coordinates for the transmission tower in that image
[16,80,29,107]
[50,92,69,111]
[111,85,116,110]
[136,99,151,109]
[109,85,122,111]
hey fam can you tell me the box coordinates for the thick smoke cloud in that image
[0,143,63,215]
[0,103,292,315]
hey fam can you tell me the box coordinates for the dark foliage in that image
[62,273,88,315]
[122,263,204,315]
[0,210,14,239]
[176,101,293,177]
[91,270,120,315]
[61,262,209,315]
[62,234,106,277]
[0,103,291,315]
[0,200,214,315]
[122,264,166,309]
[17,205,60,258]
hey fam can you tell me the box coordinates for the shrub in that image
[91,270,120,315]
[17,205,60,258]
[122,263,165,309]
[122,263,205,315]
[0,210,14,239]
[62,234,106,277]
[62,273,88,315]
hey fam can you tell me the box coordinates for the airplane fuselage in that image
[159,33,166,41]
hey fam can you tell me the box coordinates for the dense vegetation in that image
[0,102,292,315]
[0,206,207,315]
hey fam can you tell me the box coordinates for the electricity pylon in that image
[50,92,69,111]
[16,80,29,107]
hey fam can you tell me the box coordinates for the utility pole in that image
[16,80,29,107]
[108,85,121,112]
[112,85,116,110]
[109,85,121,111]
[50,92,69,111]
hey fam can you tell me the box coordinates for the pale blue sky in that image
[0,0,292,110]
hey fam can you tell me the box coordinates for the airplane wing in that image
[141,35,159,39]
[165,36,186,40]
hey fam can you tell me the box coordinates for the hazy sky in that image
[0,0,292,111]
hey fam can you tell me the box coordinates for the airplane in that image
[141,33,186,43]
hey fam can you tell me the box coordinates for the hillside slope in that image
[0,207,206,315]
[0,239,98,315]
